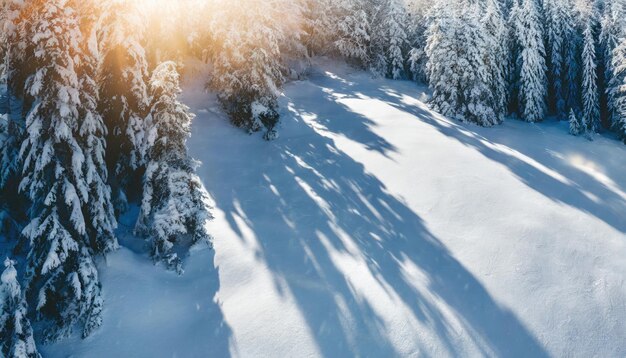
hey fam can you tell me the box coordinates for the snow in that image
[42,59,626,357]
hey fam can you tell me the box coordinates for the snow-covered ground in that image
[43,60,626,357]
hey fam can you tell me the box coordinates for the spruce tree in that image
[602,0,626,130]
[18,0,105,341]
[209,0,285,140]
[97,0,150,212]
[136,62,212,274]
[77,1,118,254]
[0,0,31,243]
[564,16,581,114]
[1,0,27,191]
[544,0,573,117]
[0,259,40,358]
[483,0,509,117]
[335,0,371,67]
[609,38,626,140]
[513,0,547,122]
[581,21,600,133]
[405,2,429,83]
[302,0,336,56]
[426,1,502,126]
[569,108,583,135]
[369,0,409,79]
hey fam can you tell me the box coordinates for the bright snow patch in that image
[43,59,626,357]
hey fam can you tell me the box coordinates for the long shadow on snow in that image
[308,70,626,235]
[106,211,234,357]
[203,92,549,356]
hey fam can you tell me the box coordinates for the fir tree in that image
[1,0,27,190]
[568,108,583,135]
[483,0,509,117]
[513,0,548,122]
[77,1,118,254]
[602,0,626,130]
[335,0,371,67]
[0,258,40,358]
[609,37,626,140]
[581,21,600,133]
[369,0,409,79]
[0,0,30,243]
[97,0,150,212]
[302,0,336,56]
[544,0,573,117]
[562,8,581,115]
[18,0,105,341]
[209,0,285,140]
[405,2,429,83]
[136,62,212,274]
[426,2,502,126]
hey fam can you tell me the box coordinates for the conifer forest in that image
[1,0,625,357]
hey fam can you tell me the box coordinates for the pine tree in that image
[76,1,119,254]
[405,2,429,83]
[1,0,27,190]
[0,0,31,244]
[507,0,523,115]
[18,0,105,341]
[335,0,371,67]
[0,259,40,358]
[369,0,409,79]
[136,62,212,274]
[483,0,509,117]
[302,0,336,55]
[602,0,626,131]
[568,108,582,135]
[544,0,573,117]
[0,0,24,75]
[97,0,150,212]
[513,0,547,122]
[426,1,502,126]
[609,38,626,140]
[581,21,600,133]
[209,0,285,140]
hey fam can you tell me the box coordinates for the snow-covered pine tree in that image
[507,0,522,115]
[568,108,583,135]
[544,0,573,117]
[0,258,40,358]
[581,20,600,133]
[0,0,30,242]
[1,0,27,189]
[0,0,23,76]
[405,1,429,83]
[335,0,371,68]
[512,0,547,122]
[302,0,336,56]
[136,62,212,274]
[97,0,150,212]
[369,0,409,79]
[18,0,105,341]
[75,0,119,254]
[483,0,509,118]
[602,0,626,132]
[209,0,285,140]
[426,1,502,126]
[564,16,581,115]
[609,37,626,140]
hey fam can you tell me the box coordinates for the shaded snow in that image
[42,59,626,357]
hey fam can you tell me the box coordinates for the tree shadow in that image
[308,70,626,235]
[199,88,549,356]
[40,210,234,358]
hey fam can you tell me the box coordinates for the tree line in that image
[1,1,210,355]
[1,0,625,356]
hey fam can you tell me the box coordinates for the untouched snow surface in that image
[43,60,626,357]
